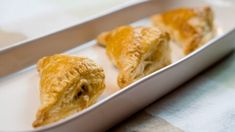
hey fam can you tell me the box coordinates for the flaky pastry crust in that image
[33,54,105,127]
[97,26,171,88]
[151,6,215,54]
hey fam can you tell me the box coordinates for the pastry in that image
[33,54,105,127]
[97,26,171,88]
[151,6,215,54]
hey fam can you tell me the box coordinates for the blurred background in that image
[0,0,135,49]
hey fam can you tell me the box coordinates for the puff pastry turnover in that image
[151,6,215,54]
[97,26,171,88]
[33,54,105,127]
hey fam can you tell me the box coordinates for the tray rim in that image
[0,0,142,53]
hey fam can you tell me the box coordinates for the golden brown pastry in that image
[33,54,105,128]
[151,6,215,54]
[97,26,171,88]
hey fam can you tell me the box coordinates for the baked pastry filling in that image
[97,26,171,88]
[151,6,215,54]
[33,54,105,128]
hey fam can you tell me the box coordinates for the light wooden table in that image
[1,0,235,131]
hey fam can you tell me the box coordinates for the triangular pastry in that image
[33,54,105,127]
[97,26,171,88]
[151,6,215,54]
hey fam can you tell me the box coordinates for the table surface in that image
[1,0,235,131]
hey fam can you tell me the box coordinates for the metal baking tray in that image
[0,0,235,131]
